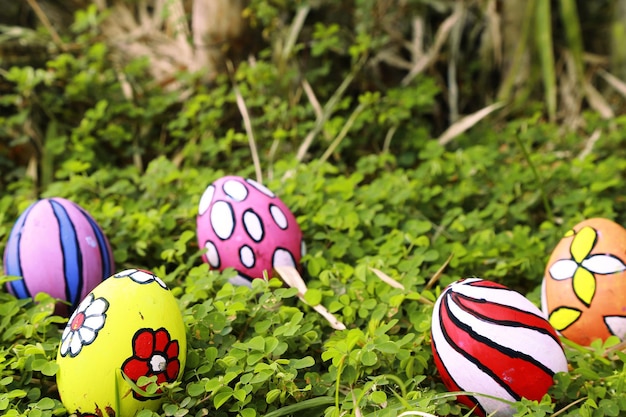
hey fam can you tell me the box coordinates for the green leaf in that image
[41,361,59,377]
[291,356,315,369]
[187,382,205,397]
[360,351,378,366]
[213,391,233,410]
[266,388,281,404]
[246,336,266,352]
[375,341,400,354]
[303,288,322,306]
[369,391,387,404]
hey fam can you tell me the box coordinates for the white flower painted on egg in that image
[114,268,168,290]
[60,293,109,357]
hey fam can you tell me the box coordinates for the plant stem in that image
[514,124,554,222]
[536,0,557,121]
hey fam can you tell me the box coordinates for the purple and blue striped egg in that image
[2,197,114,316]
[431,278,568,417]
[196,176,304,286]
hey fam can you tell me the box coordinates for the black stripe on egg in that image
[5,204,34,299]
[448,292,558,386]
[50,199,84,307]
[432,296,492,416]
[432,279,565,416]
[454,280,564,353]
[74,202,112,279]
[439,292,522,401]
[451,291,563,354]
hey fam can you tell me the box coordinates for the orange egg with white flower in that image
[541,218,626,346]
[56,269,187,416]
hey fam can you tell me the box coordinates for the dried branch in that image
[25,0,65,50]
[437,102,504,146]
[227,60,263,184]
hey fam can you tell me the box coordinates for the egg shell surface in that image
[196,175,305,286]
[431,278,568,417]
[541,217,626,346]
[3,197,114,316]
[56,269,187,416]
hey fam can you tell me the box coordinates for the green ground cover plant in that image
[2,1,626,416]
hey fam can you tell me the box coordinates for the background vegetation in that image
[2,0,626,416]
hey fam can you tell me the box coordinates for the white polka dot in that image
[198,185,215,215]
[301,240,307,257]
[272,248,296,267]
[230,274,253,287]
[246,179,275,197]
[210,200,235,240]
[205,241,220,268]
[243,210,264,242]
[223,180,248,202]
[270,204,288,229]
[239,245,255,268]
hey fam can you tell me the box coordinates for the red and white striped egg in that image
[3,197,114,316]
[196,176,304,286]
[431,278,568,417]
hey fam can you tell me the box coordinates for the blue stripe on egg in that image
[50,199,84,306]
[75,203,112,279]
[4,203,35,299]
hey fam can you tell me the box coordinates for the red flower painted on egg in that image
[196,176,305,286]
[121,328,181,400]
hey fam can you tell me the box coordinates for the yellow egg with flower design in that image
[56,269,187,416]
[541,218,626,346]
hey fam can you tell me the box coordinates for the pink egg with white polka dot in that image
[196,176,305,286]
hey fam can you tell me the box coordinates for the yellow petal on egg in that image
[564,229,575,238]
[572,267,596,306]
[549,306,582,331]
[570,226,597,263]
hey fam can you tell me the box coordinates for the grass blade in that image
[319,100,369,163]
[599,68,626,98]
[262,396,336,417]
[437,102,504,146]
[611,0,626,79]
[558,0,585,80]
[497,0,536,103]
[296,54,367,162]
[535,0,557,121]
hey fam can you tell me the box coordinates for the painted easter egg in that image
[2,197,114,315]
[431,278,568,417]
[541,218,626,346]
[196,175,305,286]
[56,269,187,416]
